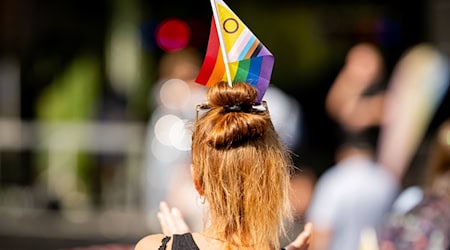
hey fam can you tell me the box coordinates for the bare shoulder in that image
[134,233,168,250]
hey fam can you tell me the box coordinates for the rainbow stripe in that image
[195,0,274,103]
[377,44,450,177]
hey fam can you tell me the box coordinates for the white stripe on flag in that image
[228,28,252,61]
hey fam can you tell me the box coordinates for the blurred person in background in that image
[142,48,207,231]
[289,167,316,221]
[378,119,450,250]
[307,43,450,250]
[282,166,317,248]
[373,43,449,250]
[306,43,399,250]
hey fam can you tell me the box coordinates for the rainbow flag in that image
[377,44,450,178]
[195,0,274,103]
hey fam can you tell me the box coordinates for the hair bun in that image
[204,82,270,148]
[207,81,258,107]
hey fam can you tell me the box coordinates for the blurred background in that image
[0,0,449,249]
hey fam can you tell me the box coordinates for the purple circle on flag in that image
[223,18,239,34]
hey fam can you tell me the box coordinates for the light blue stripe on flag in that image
[238,35,256,61]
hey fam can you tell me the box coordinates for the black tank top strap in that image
[172,233,200,250]
[160,233,285,249]
[158,236,171,250]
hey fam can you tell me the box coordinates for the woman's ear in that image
[191,164,204,195]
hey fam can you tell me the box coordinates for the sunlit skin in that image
[325,43,385,133]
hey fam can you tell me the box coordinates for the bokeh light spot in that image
[156,18,191,52]
[170,119,191,151]
[154,114,181,145]
[151,137,180,163]
[159,79,191,110]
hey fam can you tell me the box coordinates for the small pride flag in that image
[195,0,274,103]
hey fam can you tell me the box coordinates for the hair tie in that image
[224,105,243,112]
[196,101,270,121]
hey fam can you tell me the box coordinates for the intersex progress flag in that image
[195,0,274,103]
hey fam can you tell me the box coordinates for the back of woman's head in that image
[191,81,293,249]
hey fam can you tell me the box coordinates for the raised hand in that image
[157,201,191,235]
[285,222,313,250]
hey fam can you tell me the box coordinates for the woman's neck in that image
[199,227,274,250]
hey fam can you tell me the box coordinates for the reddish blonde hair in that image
[192,81,293,249]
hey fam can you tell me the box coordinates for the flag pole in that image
[210,0,233,87]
